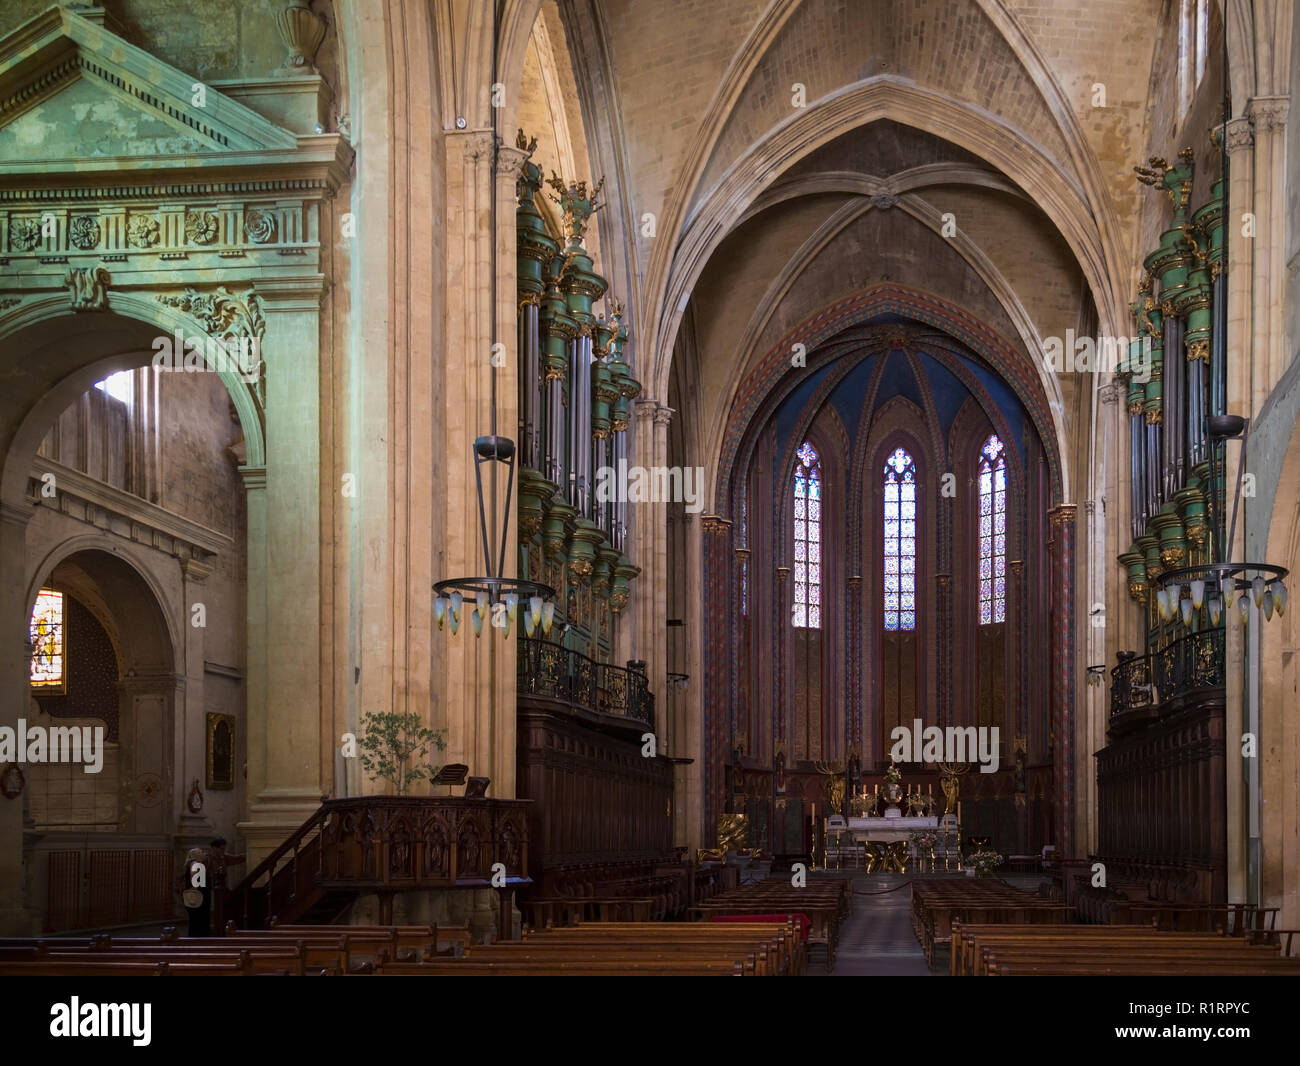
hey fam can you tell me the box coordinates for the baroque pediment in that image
[0,6,300,169]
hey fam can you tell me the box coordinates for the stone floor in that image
[808,870,1053,975]
[813,872,934,976]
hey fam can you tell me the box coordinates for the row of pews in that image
[521,858,738,928]
[0,923,471,976]
[379,920,803,975]
[950,922,1300,976]
[688,876,851,969]
[0,913,806,977]
[911,878,1073,965]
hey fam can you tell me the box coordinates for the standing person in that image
[208,837,246,934]
[180,847,211,937]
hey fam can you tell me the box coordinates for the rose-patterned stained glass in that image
[883,447,917,631]
[979,434,1007,625]
[792,441,822,629]
[30,588,65,688]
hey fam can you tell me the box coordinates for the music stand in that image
[464,776,490,798]
[432,764,468,796]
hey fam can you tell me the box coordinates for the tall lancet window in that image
[979,434,1007,624]
[883,447,917,631]
[792,441,822,628]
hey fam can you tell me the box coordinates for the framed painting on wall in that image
[206,713,235,790]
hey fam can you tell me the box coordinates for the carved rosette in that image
[244,208,277,244]
[9,218,40,251]
[127,214,160,248]
[185,210,219,245]
[69,215,101,250]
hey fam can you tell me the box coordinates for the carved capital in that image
[1098,379,1124,405]
[497,144,531,182]
[1221,116,1254,154]
[775,565,790,584]
[1247,95,1289,133]
[700,514,731,536]
[652,405,675,427]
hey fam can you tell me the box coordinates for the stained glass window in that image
[30,588,65,688]
[883,447,917,631]
[792,441,821,628]
[978,434,1007,625]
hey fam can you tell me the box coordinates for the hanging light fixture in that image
[432,3,555,637]
[1157,415,1288,628]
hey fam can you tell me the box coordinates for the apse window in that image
[979,434,1007,625]
[30,587,66,691]
[792,441,821,628]
[883,447,916,631]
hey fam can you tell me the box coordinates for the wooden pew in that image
[911,879,1075,964]
[376,919,796,976]
[950,922,1300,976]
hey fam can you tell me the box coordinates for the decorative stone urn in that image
[276,0,327,75]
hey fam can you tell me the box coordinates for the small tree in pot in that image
[358,711,447,796]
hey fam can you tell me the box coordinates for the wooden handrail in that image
[226,795,534,929]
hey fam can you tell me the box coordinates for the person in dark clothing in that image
[208,837,246,935]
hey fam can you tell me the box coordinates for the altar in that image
[823,816,952,872]
[835,815,938,841]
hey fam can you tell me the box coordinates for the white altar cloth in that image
[827,816,939,843]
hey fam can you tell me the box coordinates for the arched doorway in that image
[23,548,180,932]
[0,307,257,932]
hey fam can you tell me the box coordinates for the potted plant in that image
[357,711,447,796]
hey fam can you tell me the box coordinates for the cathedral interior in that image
[0,0,1298,989]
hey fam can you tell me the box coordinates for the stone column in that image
[1047,504,1076,858]
[681,512,703,852]
[0,503,37,933]
[632,399,657,703]
[434,129,520,797]
[935,573,951,728]
[845,575,862,757]
[176,556,212,839]
[1221,114,1253,904]
[651,405,674,727]
[240,279,328,862]
[700,515,732,844]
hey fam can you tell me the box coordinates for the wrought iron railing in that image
[1110,627,1225,718]
[518,638,653,727]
